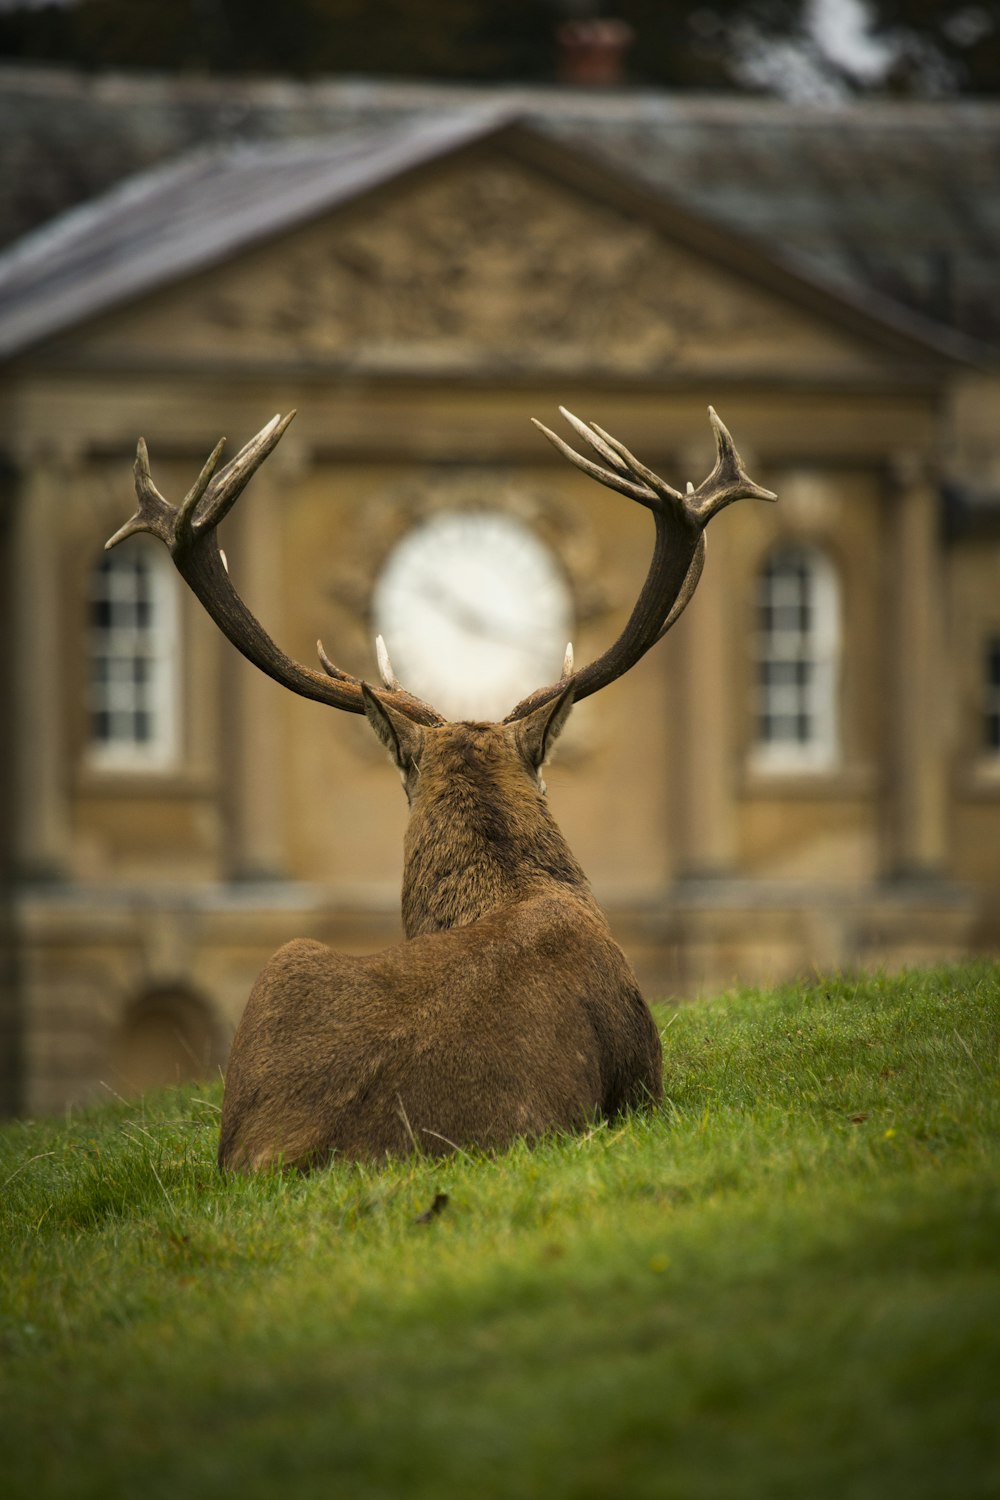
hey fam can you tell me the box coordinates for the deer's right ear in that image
[362,685,425,771]
[512,684,574,771]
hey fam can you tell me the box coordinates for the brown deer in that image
[106,407,775,1169]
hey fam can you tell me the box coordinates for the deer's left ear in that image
[362,684,425,771]
[511,685,574,770]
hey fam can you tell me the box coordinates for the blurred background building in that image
[0,1,998,1114]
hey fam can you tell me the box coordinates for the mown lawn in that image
[1,963,998,1499]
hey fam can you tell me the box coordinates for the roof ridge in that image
[4,62,1000,123]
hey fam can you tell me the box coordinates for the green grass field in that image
[2,963,998,1499]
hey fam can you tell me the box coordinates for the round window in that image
[373,510,572,722]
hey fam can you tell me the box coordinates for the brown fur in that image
[218,692,663,1170]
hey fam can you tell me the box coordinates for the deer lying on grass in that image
[107,407,775,1169]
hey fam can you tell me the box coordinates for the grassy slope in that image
[1,963,998,1500]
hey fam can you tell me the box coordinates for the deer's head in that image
[361,685,581,934]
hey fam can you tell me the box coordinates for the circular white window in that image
[373,510,572,722]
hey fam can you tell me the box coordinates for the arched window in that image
[87,540,179,770]
[108,990,220,1098]
[753,545,840,771]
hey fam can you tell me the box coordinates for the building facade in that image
[1,77,998,1113]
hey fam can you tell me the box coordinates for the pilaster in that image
[10,444,78,880]
[676,521,736,876]
[221,438,309,881]
[884,454,948,877]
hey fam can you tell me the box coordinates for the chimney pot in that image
[556,17,634,87]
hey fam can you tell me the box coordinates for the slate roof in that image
[1,66,998,355]
[0,111,513,359]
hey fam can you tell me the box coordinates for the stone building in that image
[1,69,998,1113]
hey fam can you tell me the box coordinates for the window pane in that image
[754,546,838,769]
[87,543,178,767]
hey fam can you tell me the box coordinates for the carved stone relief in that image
[177,154,873,378]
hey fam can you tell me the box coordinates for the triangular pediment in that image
[20,121,964,382]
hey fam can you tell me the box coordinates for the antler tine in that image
[589,421,684,503]
[375,635,402,692]
[189,411,298,537]
[530,418,661,511]
[176,437,228,541]
[317,639,361,684]
[686,406,777,522]
[557,407,630,474]
[106,438,174,550]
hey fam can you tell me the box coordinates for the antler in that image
[106,413,443,726]
[505,406,776,723]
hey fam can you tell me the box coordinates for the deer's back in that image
[218,890,662,1170]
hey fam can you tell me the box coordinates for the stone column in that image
[676,523,736,877]
[884,455,948,877]
[222,442,308,881]
[10,448,74,880]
